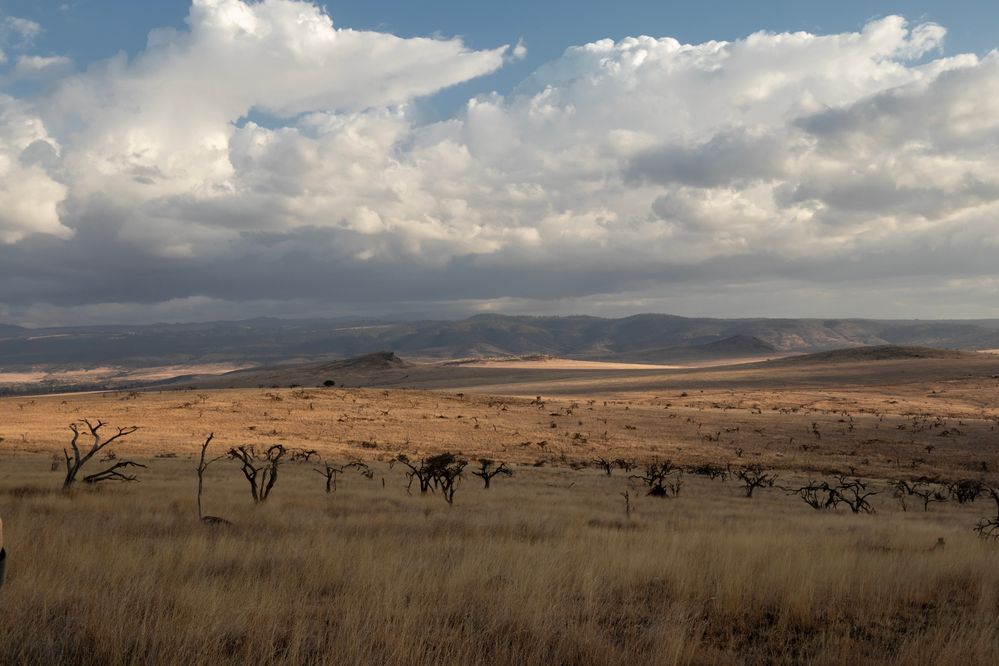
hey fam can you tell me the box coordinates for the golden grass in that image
[2,380,997,478]
[1,454,998,665]
[2,368,999,664]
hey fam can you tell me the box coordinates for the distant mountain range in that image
[3,313,999,369]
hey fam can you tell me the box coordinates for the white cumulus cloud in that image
[2,6,999,321]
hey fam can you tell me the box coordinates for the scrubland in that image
[1,358,999,664]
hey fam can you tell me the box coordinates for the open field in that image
[2,350,999,663]
[0,362,253,392]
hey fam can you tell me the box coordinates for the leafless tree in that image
[471,459,512,489]
[227,444,287,503]
[291,449,319,462]
[593,457,614,476]
[736,465,777,498]
[195,433,230,525]
[83,460,147,484]
[891,478,948,512]
[621,490,632,517]
[614,458,636,473]
[973,486,999,539]
[688,463,729,481]
[630,460,683,498]
[786,479,838,510]
[830,475,878,514]
[314,461,369,493]
[62,419,140,491]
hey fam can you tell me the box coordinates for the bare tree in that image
[736,465,777,498]
[787,479,838,510]
[891,479,948,512]
[291,449,319,462]
[314,461,370,493]
[593,457,614,476]
[614,458,636,473]
[62,419,140,491]
[621,490,632,517]
[227,444,287,503]
[973,486,999,539]
[688,463,729,481]
[83,460,147,484]
[195,433,230,525]
[472,459,512,489]
[830,475,878,514]
[630,460,683,498]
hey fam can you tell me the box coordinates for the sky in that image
[1,1,999,326]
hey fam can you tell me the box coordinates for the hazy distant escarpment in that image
[1,314,999,369]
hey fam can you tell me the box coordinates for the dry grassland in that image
[1,357,999,664]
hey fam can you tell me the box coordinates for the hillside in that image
[2,314,999,373]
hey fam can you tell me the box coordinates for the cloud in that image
[2,16,42,45]
[3,7,999,323]
[0,95,70,243]
[7,55,74,82]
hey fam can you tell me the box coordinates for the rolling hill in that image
[2,313,999,373]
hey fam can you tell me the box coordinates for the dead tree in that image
[314,461,369,493]
[891,479,948,512]
[831,475,878,514]
[83,461,147,484]
[593,457,614,476]
[736,465,777,498]
[62,419,140,491]
[786,480,838,510]
[227,444,287,503]
[973,486,999,539]
[195,433,230,524]
[630,460,683,498]
[614,458,636,473]
[472,459,512,489]
[689,463,729,481]
[291,449,319,462]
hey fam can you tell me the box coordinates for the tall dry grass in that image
[1,453,998,665]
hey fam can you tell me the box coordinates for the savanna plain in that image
[2,351,999,665]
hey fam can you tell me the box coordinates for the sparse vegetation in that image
[3,355,999,663]
[227,444,287,504]
[62,419,140,491]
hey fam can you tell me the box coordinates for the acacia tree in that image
[62,419,140,491]
[227,444,287,503]
[393,452,467,503]
[393,454,434,494]
[949,479,985,504]
[471,459,512,489]
[432,454,467,504]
